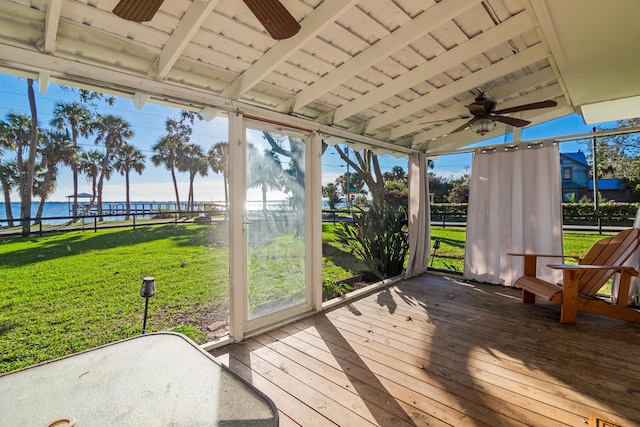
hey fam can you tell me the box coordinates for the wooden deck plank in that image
[325,299,631,425]
[264,325,481,427]
[294,311,561,426]
[216,345,339,426]
[241,336,415,427]
[352,293,640,392]
[211,274,640,427]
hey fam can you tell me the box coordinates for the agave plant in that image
[336,203,409,280]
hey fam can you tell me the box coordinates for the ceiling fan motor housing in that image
[468,95,497,115]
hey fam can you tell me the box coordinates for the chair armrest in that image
[546,264,639,276]
[508,253,581,262]
[508,253,564,258]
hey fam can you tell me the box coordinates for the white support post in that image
[228,112,246,342]
[308,131,323,312]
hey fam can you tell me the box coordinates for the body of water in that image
[0,201,195,226]
[0,200,302,226]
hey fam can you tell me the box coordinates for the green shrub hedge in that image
[431,202,639,225]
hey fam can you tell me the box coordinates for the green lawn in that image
[0,224,230,373]
[322,223,369,282]
[0,223,619,373]
[0,222,363,373]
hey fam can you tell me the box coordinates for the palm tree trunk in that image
[22,79,39,237]
[262,185,268,213]
[1,181,14,227]
[171,166,181,215]
[72,168,78,221]
[188,174,196,213]
[125,172,131,220]
[223,174,229,214]
[35,197,46,224]
[97,171,105,221]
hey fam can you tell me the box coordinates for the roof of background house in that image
[589,178,625,191]
[561,152,589,166]
[562,182,587,189]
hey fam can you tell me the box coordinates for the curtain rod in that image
[431,125,640,158]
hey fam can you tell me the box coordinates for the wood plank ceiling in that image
[0,0,638,156]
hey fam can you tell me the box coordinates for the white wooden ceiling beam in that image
[220,0,358,99]
[366,43,549,132]
[333,11,535,124]
[153,0,221,80]
[38,71,50,93]
[291,0,482,112]
[0,42,415,155]
[39,0,62,54]
[60,2,164,44]
[390,65,556,139]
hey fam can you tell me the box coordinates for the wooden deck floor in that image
[210,274,640,426]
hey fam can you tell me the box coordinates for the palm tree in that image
[151,135,184,214]
[248,145,283,212]
[79,150,106,211]
[2,112,33,230]
[113,143,145,219]
[177,143,208,213]
[150,111,201,215]
[0,119,17,225]
[383,165,407,183]
[322,183,342,210]
[33,130,73,223]
[207,142,229,209]
[50,102,93,221]
[0,161,18,226]
[93,114,134,220]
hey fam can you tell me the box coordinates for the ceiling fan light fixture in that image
[469,116,496,135]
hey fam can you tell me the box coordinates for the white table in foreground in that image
[0,332,278,426]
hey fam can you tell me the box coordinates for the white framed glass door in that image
[245,124,307,321]
[229,116,321,339]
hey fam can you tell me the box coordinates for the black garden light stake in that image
[140,277,156,334]
[430,239,441,266]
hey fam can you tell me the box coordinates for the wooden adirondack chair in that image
[510,228,640,323]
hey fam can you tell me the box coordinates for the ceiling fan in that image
[440,93,558,136]
[112,0,301,40]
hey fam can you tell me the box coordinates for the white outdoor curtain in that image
[463,141,563,285]
[612,207,640,306]
[405,152,430,278]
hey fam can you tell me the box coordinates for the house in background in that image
[560,152,590,201]
[560,152,629,201]
[590,178,630,202]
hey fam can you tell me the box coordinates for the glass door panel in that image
[245,127,307,320]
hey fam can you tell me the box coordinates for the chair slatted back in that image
[578,228,640,296]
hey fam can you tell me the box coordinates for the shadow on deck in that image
[211,273,640,426]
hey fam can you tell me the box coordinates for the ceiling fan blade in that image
[242,0,301,40]
[493,99,557,115]
[450,118,475,134]
[420,115,470,125]
[494,116,531,127]
[112,0,164,22]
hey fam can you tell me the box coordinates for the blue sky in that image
[0,73,608,202]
